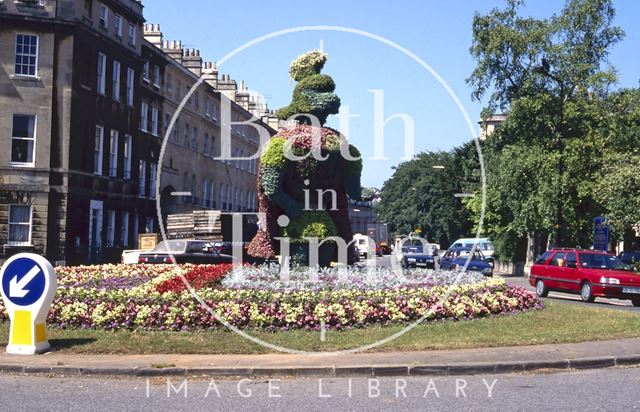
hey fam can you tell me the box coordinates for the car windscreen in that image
[454,250,484,260]
[579,253,628,270]
[153,240,187,253]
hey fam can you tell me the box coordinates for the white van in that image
[449,237,495,259]
[353,234,376,259]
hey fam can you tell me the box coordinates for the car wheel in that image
[631,298,640,307]
[580,281,595,303]
[535,279,549,297]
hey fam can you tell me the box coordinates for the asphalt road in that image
[1,367,639,411]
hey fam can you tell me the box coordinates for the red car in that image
[529,248,640,306]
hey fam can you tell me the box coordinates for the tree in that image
[377,149,475,247]
[466,0,624,262]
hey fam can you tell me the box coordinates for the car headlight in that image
[482,267,492,274]
[408,258,416,262]
[599,277,620,285]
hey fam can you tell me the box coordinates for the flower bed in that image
[0,263,542,331]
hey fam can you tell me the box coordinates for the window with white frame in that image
[209,180,215,209]
[151,106,158,136]
[123,134,132,179]
[142,61,149,82]
[183,123,190,146]
[145,217,153,234]
[191,174,196,204]
[126,67,134,106]
[165,73,173,96]
[97,52,106,95]
[8,205,32,246]
[94,125,104,175]
[192,127,198,150]
[109,130,118,177]
[138,160,146,197]
[204,98,210,117]
[219,183,226,210]
[153,66,160,88]
[202,178,208,208]
[11,114,36,165]
[140,101,148,132]
[98,4,108,29]
[194,92,200,110]
[203,133,209,156]
[128,23,136,46]
[173,119,179,143]
[149,162,157,199]
[225,184,231,211]
[210,134,216,158]
[233,187,239,211]
[182,172,189,203]
[106,210,115,246]
[132,213,139,243]
[164,113,170,136]
[114,14,122,38]
[120,211,129,246]
[112,60,121,101]
[211,101,218,121]
[14,34,38,77]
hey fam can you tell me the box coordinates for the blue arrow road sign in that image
[1,257,46,307]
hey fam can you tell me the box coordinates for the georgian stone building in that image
[0,1,275,264]
[142,25,277,225]
[0,0,159,265]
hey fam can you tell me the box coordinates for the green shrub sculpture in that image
[247,50,363,265]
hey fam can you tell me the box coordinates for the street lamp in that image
[533,58,566,247]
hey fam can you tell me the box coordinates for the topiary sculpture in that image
[275,50,341,126]
[247,50,362,265]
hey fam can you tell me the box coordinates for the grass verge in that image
[1,302,639,354]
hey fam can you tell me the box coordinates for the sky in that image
[144,0,640,188]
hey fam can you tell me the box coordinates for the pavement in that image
[1,337,640,379]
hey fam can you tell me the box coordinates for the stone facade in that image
[142,25,277,226]
[0,2,278,265]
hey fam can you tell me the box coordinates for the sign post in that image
[0,253,57,355]
[593,217,610,252]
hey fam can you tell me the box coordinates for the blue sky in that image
[145,0,640,188]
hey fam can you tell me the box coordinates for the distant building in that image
[478,113,508,140]
[348,199,377,237]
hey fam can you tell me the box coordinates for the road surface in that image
[0,367,639,411]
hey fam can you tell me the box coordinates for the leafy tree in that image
[466,0,624,262]
[377,149,475,247]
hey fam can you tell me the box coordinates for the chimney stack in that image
[143,23,163,48]
[202,61,218,88]
[217,74,238,101]
[183,49,203,77]
[163,40,183,64]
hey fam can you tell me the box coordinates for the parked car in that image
[439,247,493,276]
[378,242,391,255]
[449,238,495,262]
[619,251,640,265]
[121,249,143,264]
[400,244,438,269]
[353,234,376,259]
[137,239,234,264]
[529,248,640,306]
